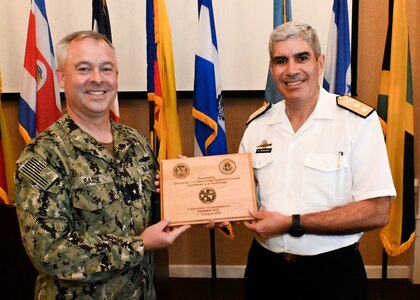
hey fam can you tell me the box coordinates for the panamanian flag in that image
[323,0,351,95]
[19,0,61,143]
[192,0,227,157]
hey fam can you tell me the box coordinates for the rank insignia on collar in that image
[336,96,374,118]
[256,140,272,153]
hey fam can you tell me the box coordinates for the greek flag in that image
[323,0,351,95]
[192,0,227,156]
[19,0,61,143]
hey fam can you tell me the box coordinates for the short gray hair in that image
[269,21,321,60]
[56,30,116,69]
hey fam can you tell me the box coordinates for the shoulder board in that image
[336,96,374,118]
[246,102,272,125]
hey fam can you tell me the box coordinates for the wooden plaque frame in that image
[160,153,256,226]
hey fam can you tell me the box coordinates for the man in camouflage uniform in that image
[14,31,190,299]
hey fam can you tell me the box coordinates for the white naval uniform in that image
[239,87,396,256]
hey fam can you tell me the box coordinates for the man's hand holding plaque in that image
[160,153,256,226]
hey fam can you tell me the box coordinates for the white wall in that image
[0,0,350,93]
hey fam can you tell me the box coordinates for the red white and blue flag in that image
[19,0,61,143]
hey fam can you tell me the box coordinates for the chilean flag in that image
[19,0,61,143]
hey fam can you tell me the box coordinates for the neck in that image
[285,93,319,133]
[67,108,113,143]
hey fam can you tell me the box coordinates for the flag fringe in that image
[217,224,234,240]
[0,188,10,205]
[18,124,32,144]
[379,229,416,257]
[192,107,218,154]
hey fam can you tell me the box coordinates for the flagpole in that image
[148,99,171,299]
[381,249,388,299]
[210,228,217,300]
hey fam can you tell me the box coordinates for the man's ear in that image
[56,69,65,89]
[317,54,325,76]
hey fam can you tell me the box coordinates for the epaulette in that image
[246,102,272,125]
[336,95,374,118]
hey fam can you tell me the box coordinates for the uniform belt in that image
[281,242,360,263]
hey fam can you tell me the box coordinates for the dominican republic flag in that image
[19,0,61,143]
[323,0,351,96]
[265,0,292,104]
[192,0,227,157]
[92,0,120,122]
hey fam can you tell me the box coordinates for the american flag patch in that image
[19,157,58,190]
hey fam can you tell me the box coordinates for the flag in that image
[146,0,183,161]
[192,0,232,239]
[378,0,415,256]
[92,0,120,122]
[323,0,351,95]
[19,0,61,143]
[264,0,292,104]
[0,72,14,205]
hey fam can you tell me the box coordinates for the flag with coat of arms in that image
[19,0,61,143]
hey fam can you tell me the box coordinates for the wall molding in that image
[169,264,411,279]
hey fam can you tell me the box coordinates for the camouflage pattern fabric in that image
[14,113,159,299]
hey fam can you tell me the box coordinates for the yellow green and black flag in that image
[378,0,415,256]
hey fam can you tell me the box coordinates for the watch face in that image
[289,226,304,237]
[289,214,304,237]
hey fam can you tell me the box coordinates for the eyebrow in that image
[272,51,312,60]
[74,61,115,68]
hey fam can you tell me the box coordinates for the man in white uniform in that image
[239,21,396,300]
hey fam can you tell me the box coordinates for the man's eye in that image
[274,58,286,65]
[77,67,90,72]
[297,55,309,62]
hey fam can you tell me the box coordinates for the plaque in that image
[160,153,256,226]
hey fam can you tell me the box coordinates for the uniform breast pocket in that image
[252,153,274,170]
[72,181,118,212]
[302,153,348,207]
[252,153,274,188]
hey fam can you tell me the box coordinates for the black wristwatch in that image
[289,214,305,237]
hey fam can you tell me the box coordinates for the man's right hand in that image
[141,219,190,251]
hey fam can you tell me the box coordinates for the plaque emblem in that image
[173,163,190,179]
[199,187,217,204]
[219,159,236,175]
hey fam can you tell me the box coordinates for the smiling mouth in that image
[285,80,303,86]
[87,91,106,95]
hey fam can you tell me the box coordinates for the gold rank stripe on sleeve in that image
[336,96,374,118]
[246,102,272,125]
